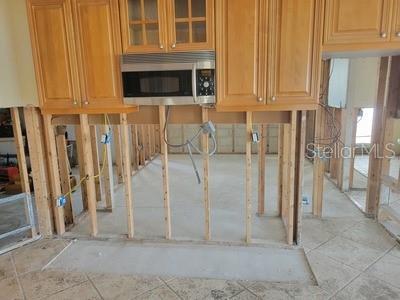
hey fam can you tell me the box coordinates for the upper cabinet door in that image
[167,0,214,51]
[392,0,400,41]
[119,0,167,53]
[72,0,123,108]
[269,0,322,104]
[324,0,392,45]
[216,0,267,107]
[27,0,80,109]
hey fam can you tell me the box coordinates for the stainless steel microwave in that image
[121,52,215,106]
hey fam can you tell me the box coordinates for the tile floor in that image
[1,157,400,299]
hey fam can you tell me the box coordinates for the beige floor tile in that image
[168,278,243,300]
[12,239,69,274]
[334,274,400,300]
[135,285,179,300]
[340,220,396,252]
[306,250,360,296]
[0,253,15,281]
[230,290,260,299]
[389,245,400,259]
[0,276,24,300]
[246,282,292,300]
[46,281,100,300]
[88,273,163,299]
[19,270,87,300]
[316,236,384,271]
[365,253,400,289]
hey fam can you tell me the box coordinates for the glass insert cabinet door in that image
[120,0,167,52]
[120,0,214,53]
[167,0,214,51]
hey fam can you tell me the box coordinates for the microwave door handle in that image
[192,64,197,103]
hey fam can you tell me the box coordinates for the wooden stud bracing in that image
[102,123,114,210]
[55,126,74,224]
[75,127,88,210]
[159,106,172,239]
[24,108,53,236]
[245,111,252,244]
[120,113,134,238]
[202,107,211,240]
[113,125,124,184]
[90,126,102,202]
[11,108,38,237]
[43,114,65,235]
[258,124,266,215]
[79,114,98,236]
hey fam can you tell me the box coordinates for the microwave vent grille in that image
[121,51,215,64]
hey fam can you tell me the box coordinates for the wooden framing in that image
[312,60,330,217]
[90,126,101,202]
[79,114,98,236]
[24,107,53,236]
[139,125,146,166]
[43,115,65,235]
[278,124,284,215]
[366,57,391,216]
[113,125,124,184]
[245,111,252,244]
[130,125,138,171]
[202,107,211,240]
[258,124,267,215]
[11,108,38,237]
[55,126,74,224]
[159,106,172,239]
[75,127,88,210]
[102,123,114,209]
[348,109,359,189]
[120,113,134,238]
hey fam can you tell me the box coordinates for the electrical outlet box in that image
[251,132,260,143]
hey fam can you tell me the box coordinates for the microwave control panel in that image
[196,69,215,97]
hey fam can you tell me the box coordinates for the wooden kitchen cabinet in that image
[27,0,80,110]
[167,0,214,51]
[268,0,322,106]
[216,0,322,110]
[393,0,400,41]
[27,0,135,114]
[323,0,400,52]
[119,0,214,53]
[72,0,123,109]
[119,0,167,52]
[216,0,267,108]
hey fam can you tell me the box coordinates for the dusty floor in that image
[1,154,400,299]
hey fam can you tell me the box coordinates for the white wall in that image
[0,0,38,108]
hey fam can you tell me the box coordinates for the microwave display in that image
[123,70,193,97]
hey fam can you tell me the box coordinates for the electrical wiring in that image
[162,105,217,183]
[59,114,110,203]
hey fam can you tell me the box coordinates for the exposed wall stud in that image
[258,124,267,215]
[245,111,252,244]
[202,108,211,240]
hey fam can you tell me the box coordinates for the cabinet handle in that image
[84,101,89,105]
[380,32,387,38]
[159,44,164,49]
[73,100,78,105]
[257,97,263,102]
[396,32,400,37]
[271,96,276,102]
[171,43,176,49]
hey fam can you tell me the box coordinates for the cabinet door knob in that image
[73,100,78,105]
[171,43,176,49]
[396,32,400,37]
[257,97,263,102]
[159,44,164,49]
[84,101,89,105]
[271,96,276,102]
[380,32,387,38]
